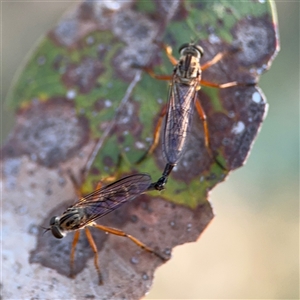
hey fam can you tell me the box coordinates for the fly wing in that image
[74,173,152,223]
[163,80,198,165]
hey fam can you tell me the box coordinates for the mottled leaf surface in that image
[1,1,279,299]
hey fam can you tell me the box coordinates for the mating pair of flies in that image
[46,42,254,284]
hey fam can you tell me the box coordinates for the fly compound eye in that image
[51,225,66,239]
[178,43,190,54]
[194,45,204,56]
[49,216,58,226]
[49,216,66,239]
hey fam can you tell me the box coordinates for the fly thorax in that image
[59,207,85,231]
[176,54,201,81]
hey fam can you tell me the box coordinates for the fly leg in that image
[200,80,256,89]
[197,46,256,170]
[194,98,227,170]
[134,66,173,81]
[69,226,104,285]
[99,153,124,183]
[201,43,242,71]
[70,218,102,284]
[201,45,257,87]
[133,42,177,164]
[92,223,168,261]
[67,170,84,199]
[84,227,103,285]
[68,170,102,201]
[77,153,125,197]
[69,230,80,279]
[159,42,178,66]
[135,103,175,191]
[195,79,256,171]
[135,105,175,191]
[201,51,228,71]
[135,104,167,165]
[132,42,177,79]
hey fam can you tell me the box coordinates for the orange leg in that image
[201,51,227,71]
[70,230,80,279]
[67,171,83,199]
[84,227,103,285]
[198,50,255,167]
[194,99,210,149]
[99,153,123,184]
[80,154,124,195]
[94,181,103,190]
[133,42,178,80]
[160,43,178,66]
[201,79,256,89]
[92,223,167,261]
[136,66,172,81]
[195,97,226,171]
[132,43,175,165]
[201,43,242,71]
[136,104,167,165]
[201,79,242,89]
[200,47,256,88]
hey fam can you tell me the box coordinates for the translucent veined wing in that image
[73,173,151,223]
[162,80,198,165]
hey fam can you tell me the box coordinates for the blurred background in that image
[2,1,299,299]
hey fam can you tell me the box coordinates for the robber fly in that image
[46,173,165,285]
[138,42,253,191]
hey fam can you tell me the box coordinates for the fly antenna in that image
[41,226,50,235]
